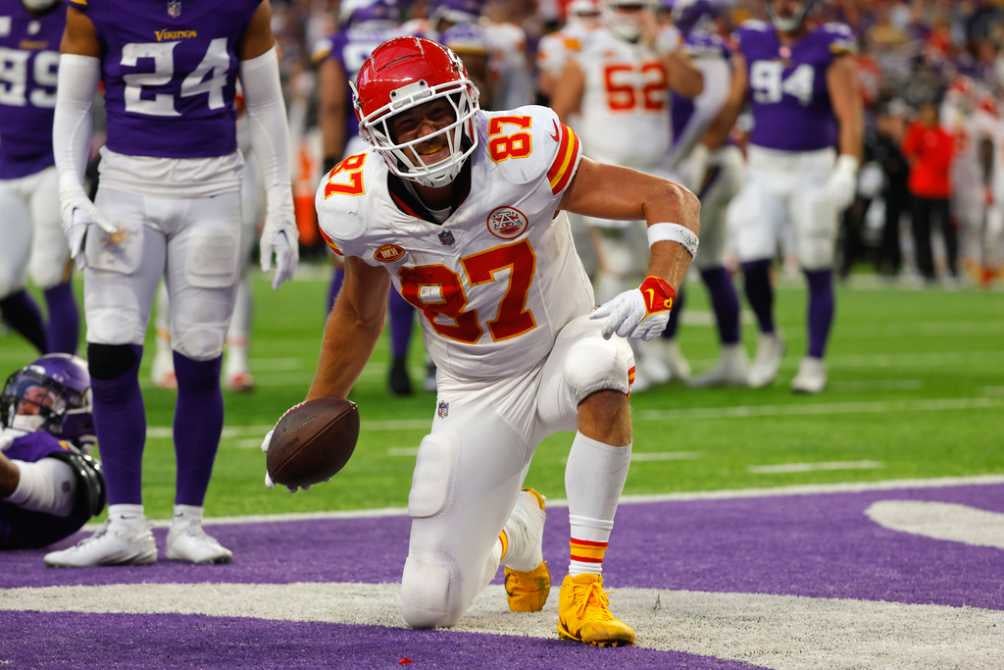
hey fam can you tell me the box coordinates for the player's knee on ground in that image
[563,337,633,403]
[400,552,464,628]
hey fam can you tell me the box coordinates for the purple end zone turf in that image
[1,484,1002,610]
[0,611,764,670]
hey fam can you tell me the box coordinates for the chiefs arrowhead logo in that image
[486,206,529,240]
[374,243,406,263]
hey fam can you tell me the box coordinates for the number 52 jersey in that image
[315,105,596,381]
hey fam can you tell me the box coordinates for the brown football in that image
[266,397,359,489]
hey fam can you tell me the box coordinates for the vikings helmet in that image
[765,0,821,34]
[352,36,480,188]
[430,0,485,27]
[1,354,95,446]
[667,0,721,36]
[339,0,400,29]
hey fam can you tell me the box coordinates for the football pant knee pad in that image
[407,432,459,519]
[29,258,70,291]
[792,191,839,270]
[87,342,140,380]
[171,322,227,361]
[400,553,462,628]
[563,337,633,404]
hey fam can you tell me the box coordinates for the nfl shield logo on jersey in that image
[437,401,449,419]
[438,230,455,246]
[486,206,528,240]
[167,0,182,18]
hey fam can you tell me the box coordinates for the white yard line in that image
[2,583,1000,670]
[866,500,1004,550]
[749,460,883,475]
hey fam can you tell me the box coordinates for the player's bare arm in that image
[702,52,747,150]
[827,55,863,161]
[561,158,700,289]
[550,59,585,122]
[239,0,276,60]
[306,258,390,401]
[60,7,100,56]
[319,58,349,171]
[664,48,703,98]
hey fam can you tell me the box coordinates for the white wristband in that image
[647,222,699,257]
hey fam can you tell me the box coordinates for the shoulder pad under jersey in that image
[314,151,380,257]
[820,22,857,56]
[485,105,582,196]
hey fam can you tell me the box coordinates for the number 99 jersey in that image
[315,105,595,381]
[0,0,63,179]
[737,19,855,153]
[67,0,260,159]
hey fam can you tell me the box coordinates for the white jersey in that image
[537,21,596,76]
[573,29,671,168]
[315,105,594,381]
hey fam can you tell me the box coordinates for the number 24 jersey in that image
[315,105,595,381]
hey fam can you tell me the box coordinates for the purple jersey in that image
[670,30,731,147]
[321,24,402,143]
[737,20,855,153]
[68,0,260,159]
[0,431,85,550]
[0,1,64,179]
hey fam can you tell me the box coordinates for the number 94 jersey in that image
[68,0,260,159]
[737,20,856,153]
[315,105,596,381]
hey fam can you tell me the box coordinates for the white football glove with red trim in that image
[590,275,677,341]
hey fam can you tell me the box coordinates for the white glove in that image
[59,176,120,260]
[824,154,860,210]
[259,212,299,290]
[260,407,310,492]
[590,276,676,341]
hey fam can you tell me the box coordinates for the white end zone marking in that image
[866,501,1004,550]
[1,583,1000,670]
[749,460,883,475]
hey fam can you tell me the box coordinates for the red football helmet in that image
[352,36,480,187]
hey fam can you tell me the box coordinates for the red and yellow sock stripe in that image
[569,537,607,565]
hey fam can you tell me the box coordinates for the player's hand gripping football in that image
[259,208,300,290]
[58,174,121,261]
[590,275,676,341]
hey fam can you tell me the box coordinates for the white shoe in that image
[791,356,827,394]
[690,345,751,388]
[636,340,671,385]
[664,340,692,383]
[151,348,176,390]
[748,333,785,388]
[44,521,156,567]
[502,489,546,571]
[225,370,255,393]
[165,523,233,564]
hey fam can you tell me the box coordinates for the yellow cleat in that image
[557,573,636,647]
[505,560,551,612]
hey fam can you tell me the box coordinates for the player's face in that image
[16,385,55,416]
[388,98,458,168]
[770,0,804,25]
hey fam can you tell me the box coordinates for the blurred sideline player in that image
[537,0,602,100]
[151,94,264,392]
[1,354,104,550]
[0,0,79,356]
[706,0,863,393]
[658,0,749,387]
[45,0,297,567]
[551,0,703,390]
[317,0,419,396]
[266,36,700,645]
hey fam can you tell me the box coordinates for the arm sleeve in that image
[52,54,100,193]
[239,46,294,219]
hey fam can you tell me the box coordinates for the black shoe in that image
[389,357,413,396]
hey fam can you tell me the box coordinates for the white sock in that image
[172,504,204,527]
[108,504,146,527]
[565,432,631,576]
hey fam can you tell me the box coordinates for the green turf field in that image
[3,270,1002,518]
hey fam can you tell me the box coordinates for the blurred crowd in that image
[266,0,1004,285]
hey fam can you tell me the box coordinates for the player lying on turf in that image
[262,36,700,646]
[0,354,105,550]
